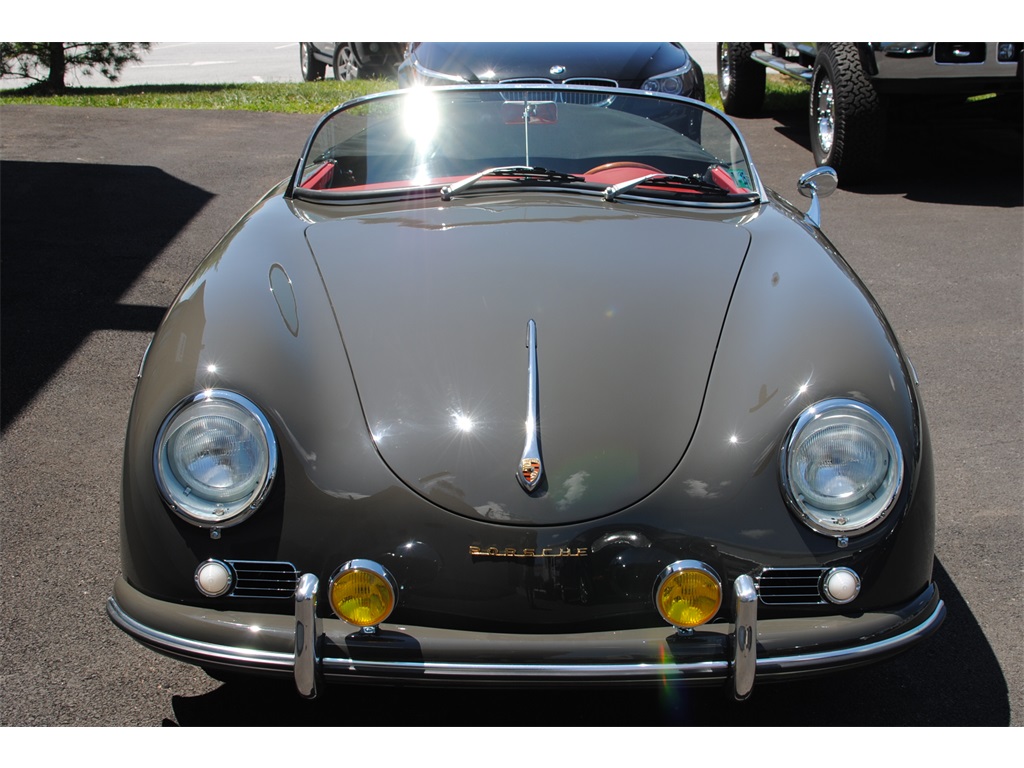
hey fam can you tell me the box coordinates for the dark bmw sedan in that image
[397,42,705,101]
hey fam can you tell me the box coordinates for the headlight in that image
[154,390,277,527]
[781,399,904,536]
[642,58,693,95]
[412,59,469,84]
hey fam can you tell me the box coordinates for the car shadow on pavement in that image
[167,558,1008,727]
[754,100,1023,207]
[0,160,214,431]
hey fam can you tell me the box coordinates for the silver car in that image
[108,85,943,700]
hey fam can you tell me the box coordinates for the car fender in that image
[648,199,933,603]
[120,186,396,595]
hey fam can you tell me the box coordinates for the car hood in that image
[305,200,750,525]
[411,42,681,85]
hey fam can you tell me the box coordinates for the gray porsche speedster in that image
[108,84,943,700]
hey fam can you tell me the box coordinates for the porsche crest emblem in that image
[520,458,542,490]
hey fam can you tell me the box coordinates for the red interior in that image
[300,163,749,196]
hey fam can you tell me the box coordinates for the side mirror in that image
[797,166,838,227]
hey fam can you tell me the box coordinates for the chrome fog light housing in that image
[654,560,722,629]
[781,399,903,537]
[329,560,398,629]
[154,390,277,528]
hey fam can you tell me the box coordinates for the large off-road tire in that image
[717,42,766,117]
[333,44,361,81]
[299,43,326,82]
[808,43,886,184]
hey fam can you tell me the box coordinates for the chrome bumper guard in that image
[732,574,758,700]
[294,573,321,699]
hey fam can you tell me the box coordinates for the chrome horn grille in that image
[756,567,829,605]
[225,560,300,599]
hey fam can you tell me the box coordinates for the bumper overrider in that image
[107,567,944,701]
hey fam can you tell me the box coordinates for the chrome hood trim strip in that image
[517,319,543,493]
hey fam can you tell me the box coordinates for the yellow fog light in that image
[654,560,722,628]
[329,560,398,628]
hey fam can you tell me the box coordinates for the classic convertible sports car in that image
[108,84,944,701]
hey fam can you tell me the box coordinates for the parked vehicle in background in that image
[717,42,1023,184]
[300,42,406,81]
[398,42,705,102]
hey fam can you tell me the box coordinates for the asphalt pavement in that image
[0,87,1021,728]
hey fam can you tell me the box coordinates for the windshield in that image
[292,85,761,205]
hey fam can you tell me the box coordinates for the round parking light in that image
[195,559,233,597]
[822,567,861,604]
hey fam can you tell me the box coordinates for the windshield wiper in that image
[603,172,744,202]
[440,166,586,201]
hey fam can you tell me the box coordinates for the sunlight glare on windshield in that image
[404,88,440,185]
[403,87,440,139]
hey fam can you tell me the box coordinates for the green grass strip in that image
[1,76,809,114]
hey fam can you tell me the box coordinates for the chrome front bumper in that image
[108,575,945,701]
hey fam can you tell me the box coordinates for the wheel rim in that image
[719,44,732,93]
[336,47,359,80]
[814,75,835,155]
[300,43,310,77]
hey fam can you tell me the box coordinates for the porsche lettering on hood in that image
[305,202,750,525]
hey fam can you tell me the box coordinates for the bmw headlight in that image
[154,390,277,527]
[781,399,903,536]
[642,57,693,95]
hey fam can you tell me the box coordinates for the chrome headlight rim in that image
[153,389,278,528]
[780,398,904,537]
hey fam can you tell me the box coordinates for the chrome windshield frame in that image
[288,84,768,205]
